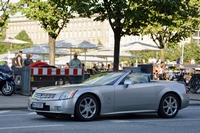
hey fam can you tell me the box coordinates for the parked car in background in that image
[28,72,189,121]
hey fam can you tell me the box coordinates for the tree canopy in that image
[82,0,146,71]
[140,0,200,61]
[11,30,34,51]
[0,0,10,37]
[17,0,77,65]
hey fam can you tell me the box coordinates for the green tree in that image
[184,41,200,64]
[11,30,34,51]
[141,0,200,62]
[83,0,145,71]
[0,34,7,54]
[17,0,77,65]
[0,0,10,37]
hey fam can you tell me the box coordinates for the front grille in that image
[34,93,56,99]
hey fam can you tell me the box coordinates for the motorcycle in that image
[0,64,15,96]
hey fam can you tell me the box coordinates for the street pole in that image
[181,42,184,64]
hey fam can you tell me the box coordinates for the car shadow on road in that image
[30,113,163,122]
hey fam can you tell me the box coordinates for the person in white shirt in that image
[190,58,195,64]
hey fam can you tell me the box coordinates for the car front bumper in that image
[28,97,76,115]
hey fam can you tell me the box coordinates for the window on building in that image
[193,30,199,37]
[43,33,45,39]
[66,32,68,38]
[92,30,96,37]
[38,33,40,39]
[79,31,81,37]
[88,30,91,37]
[98,30,100,37]
[83,31,86,37]
[70,31,72,38]
[194,39,200,45]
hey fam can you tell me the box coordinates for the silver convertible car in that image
[28,72,189,121]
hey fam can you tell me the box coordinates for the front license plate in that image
[32,102,44,108]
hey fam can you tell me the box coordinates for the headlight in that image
[59,90,78,100]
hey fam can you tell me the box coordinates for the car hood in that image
[36,84,97,93]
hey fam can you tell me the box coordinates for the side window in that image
[120,73,149,85]
[119,75,130,85]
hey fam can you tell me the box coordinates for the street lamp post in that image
[181,42,185,64]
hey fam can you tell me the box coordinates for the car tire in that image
[75,94,99,121]
[1,83,14,96]
[158,93,180,118]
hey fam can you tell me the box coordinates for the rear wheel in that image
[75,94,99,121]
[191,79,200,93]
[158,93,180,118]
[1,83,14,96]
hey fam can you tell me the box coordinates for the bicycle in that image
[187,68,200,94]
[174,68,200,94]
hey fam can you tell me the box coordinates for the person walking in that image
[69,53,81,68]
[24,53,33,66]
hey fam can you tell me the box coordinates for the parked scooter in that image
[0,64,15,96]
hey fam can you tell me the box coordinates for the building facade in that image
[6,13,150,47]
[6,13,198,47]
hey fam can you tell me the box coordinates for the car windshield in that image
[83,72,125,85]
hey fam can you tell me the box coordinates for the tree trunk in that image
[48,35,56,65]
[113,30,121,72]
[160,49,165,63]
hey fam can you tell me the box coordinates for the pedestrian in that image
[190,58,195,64]
[82,63,87,73]
[65,62,70,68]
[17,51,23,67]
[176,56,180,64]
[24,53,33,66]
[107,64,112,71]
[69,53,81,68]
[100,63,106,71]
[11,52,18,68]
[92,63,99,74]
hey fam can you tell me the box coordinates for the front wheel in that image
[75,94,99,121]
[1,83,14,96]
[158,93,180,118]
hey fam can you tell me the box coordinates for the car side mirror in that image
[124,79,134,88]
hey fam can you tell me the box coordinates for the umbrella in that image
[19,45,69,55]
[0,37,30,44]
[37,39,79,59]
[79,47,139,66]
[0,53,49,61]
[55,55,110,65]
[121,41,161,66]
[72,41,100,64]
[37,39,78,48]
[0,37,29,63]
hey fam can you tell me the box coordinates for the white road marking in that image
[109,118,200,123]
[109,120,131,123]
[0,124,65,130]
[0,110,11,114]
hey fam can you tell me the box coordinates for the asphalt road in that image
[0,106,200,133]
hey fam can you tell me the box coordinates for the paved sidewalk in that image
[0,93,200,110]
